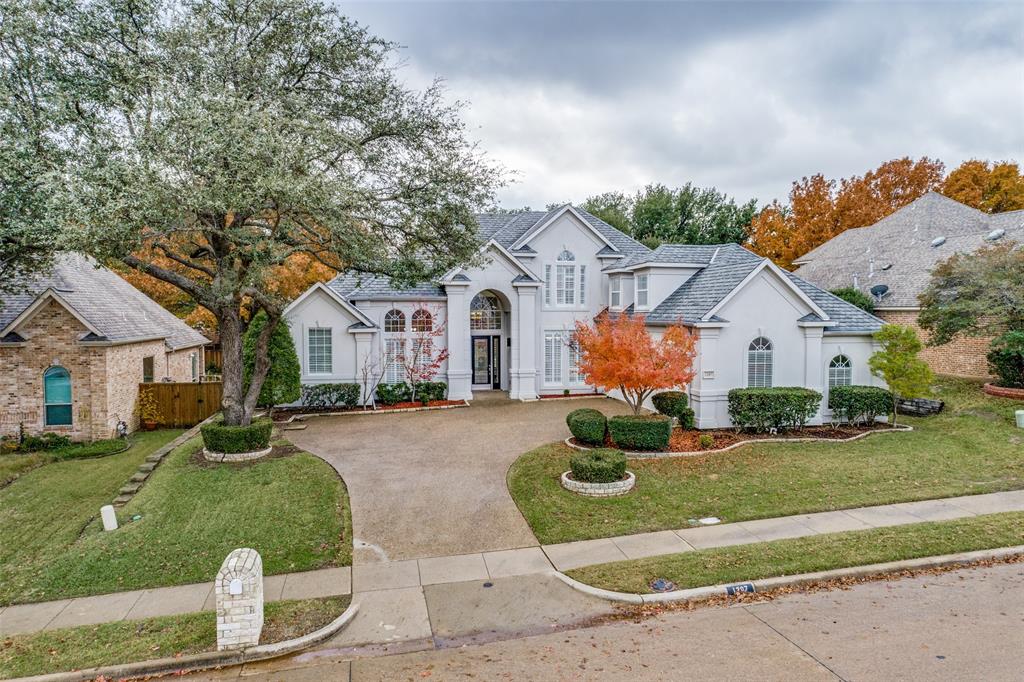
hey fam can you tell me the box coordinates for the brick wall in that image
[106,339,169,433]
[876,310,992,378]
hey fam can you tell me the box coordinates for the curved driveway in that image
[288,393,630,563]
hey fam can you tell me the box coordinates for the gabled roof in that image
[326,272,446,301]
[283,282,377,328]
[478,207,650,259]
[0,252,210,349]
[605,243,722,271]
[794,192,1024,308]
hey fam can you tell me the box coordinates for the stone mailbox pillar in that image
[215,548,264,651]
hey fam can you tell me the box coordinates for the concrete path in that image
[4,489,1022,638]
[285,393,632,562]
[191,560,1024,681]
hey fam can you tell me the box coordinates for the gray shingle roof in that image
[794,192,1024,308]
[327,272,446,300]
[0,252,209,349]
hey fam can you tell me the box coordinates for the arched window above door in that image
[470,293,502,330]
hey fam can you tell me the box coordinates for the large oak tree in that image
[6,0,500,425]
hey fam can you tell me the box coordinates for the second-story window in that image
[555,249,576,306]
[610,277,621,308]
[636,274,649,308]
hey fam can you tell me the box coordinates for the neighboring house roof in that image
[793,192,1024,309]
[0,252,210,349]
[641,244,883,334]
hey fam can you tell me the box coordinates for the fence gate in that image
[140,382,223,428]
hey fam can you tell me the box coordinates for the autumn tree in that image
[868,325,934,427]
[940,160,1024,213]
[574,314,697,414]
[8,0,500,426]
[401,303,450,402]
[748,157,945,268]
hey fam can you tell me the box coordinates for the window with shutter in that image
[385,338,405,384]
[544,265,552,305]
[544,331,562,384]
[579,265,586,305]
[308,328,333,374]
[747,337,773,387]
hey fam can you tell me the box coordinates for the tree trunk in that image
[219,308,247,426]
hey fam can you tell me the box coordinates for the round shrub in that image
[566,408,607,446]
[828,385,892,424]
[651,391,695,429]
[608,414,671,451]
[201,418,273,454]
[569,448,627,483]
[987,331,1024,389]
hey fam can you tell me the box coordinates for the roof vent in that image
[870,284,889,301]
[985,228,1005,241]
[880,262,893,271]
[930,236,946,248]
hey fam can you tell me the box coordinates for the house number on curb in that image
[725,582,756,596]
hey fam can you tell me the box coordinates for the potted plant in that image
[136,387,162,431]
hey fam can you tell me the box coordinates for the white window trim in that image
[746,336,773,388]
[636,274,649,309]
[546,251,586,310]
[385,337,406,384]
[544,330,589,387]
[610,277,622,309]
[307,327,333,375]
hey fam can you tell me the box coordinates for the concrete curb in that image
[553,545,1024,605]
[564,425,914,459]
[273,400,469,423]
[7,602,360,682]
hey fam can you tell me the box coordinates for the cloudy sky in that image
[343,1,1024,209]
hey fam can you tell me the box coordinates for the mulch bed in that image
[271,399,466,422]
[571,422,897,454]
[539,393,606,400]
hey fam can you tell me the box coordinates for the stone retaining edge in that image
[564,424,914,459]
[7,601,360,682]
[553,545,1024,605]
[203,445,273,463]
[273,400,469,423]
[983,382,1024,400]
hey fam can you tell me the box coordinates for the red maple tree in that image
[573,314,697,414]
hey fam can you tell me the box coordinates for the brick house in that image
[794,192,1023,378]
[0,253,209,441]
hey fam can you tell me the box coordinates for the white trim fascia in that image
[510,205,617,252]
[702,260,829,322]
[512,279,542,288]
[283,282,376,328]
[442,239,540,283]
[0,288,103,337]
[604,262,706,275]
[797,321,831,328]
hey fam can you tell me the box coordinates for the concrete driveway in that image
[287,393,631,563]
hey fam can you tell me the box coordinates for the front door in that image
[471,335,501,388]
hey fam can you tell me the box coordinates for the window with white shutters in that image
[544,265,552,305]
[308,328,332,374]
[569,339,583,384]
[747,337,773,388]
[385,338,405,384]
[544,331,562,384]
[579,265,586,305]
[551,250,578,307]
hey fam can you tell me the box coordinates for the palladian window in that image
[747,337,773,388]
[828,355,852,387]
[470,293,501,330]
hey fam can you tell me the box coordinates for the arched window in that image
[470,293,502,330]
[43,366,72,426]
[384,309,405,333]
[828,355,852,387]
[411,308,433,332]
[747,337,773,388]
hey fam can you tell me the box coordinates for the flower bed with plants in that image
[561,448,634,497]
[272,381,465,420]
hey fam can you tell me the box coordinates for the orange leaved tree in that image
[573,315,697,414]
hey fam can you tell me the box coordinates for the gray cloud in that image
[342,1,1024,208]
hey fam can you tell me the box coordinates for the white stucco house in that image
[283,205,886,427]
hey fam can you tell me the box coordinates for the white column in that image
[802,326,825,424]
[351,329,377,405]
[513,282,540,400]
[692,326,721,429]
[445,282,472,401]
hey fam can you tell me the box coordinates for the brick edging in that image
[6,601,360,682]
[983,383,1024,400]
[560,470,635,497]
[564,424,914,459]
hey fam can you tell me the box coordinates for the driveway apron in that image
[287,393,631,563]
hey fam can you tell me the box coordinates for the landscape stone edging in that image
[564,424,914,459]
[553,545,1024,605]
[203,445,273,463]
[6,601,360,682]
[112,414,221,507]
[273,400,470,423]
[560,470,635,497]
[983,382,1024,400]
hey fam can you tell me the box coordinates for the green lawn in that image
[509,378,1024,544]
[0,438,129,488]
[0,595,350,679]
[0,433,351,605]
[567,511,1024,593]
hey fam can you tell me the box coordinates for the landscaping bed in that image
[568,421,899,454]
[566,511,1024,594]
[510,378,1024,545]
[0,434,351,605]
[0,595,350,679]
[272,399,466,420]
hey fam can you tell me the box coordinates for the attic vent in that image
[930,237,946,248]
[870,284,890,301]
[985,228,1005,241]
[880,263,893,271]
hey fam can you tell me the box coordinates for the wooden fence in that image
[204,345,223,372]
[140,382,223,428]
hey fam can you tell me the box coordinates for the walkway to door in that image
[287,394,632,563]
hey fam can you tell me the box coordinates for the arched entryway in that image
[469,290,510,390]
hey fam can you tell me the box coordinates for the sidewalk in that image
[3,489,1023,639]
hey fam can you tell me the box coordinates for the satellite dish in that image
[870,284,889,299]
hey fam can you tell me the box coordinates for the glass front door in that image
[471,335,501,388]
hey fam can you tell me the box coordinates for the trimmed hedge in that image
[566,408,607,446]
[651,391,695,429]
[828,385,892,425]
[569,448,627,483]
[301,383,360,409]
[987,331,1024,389]
[200,418,273,454]
[413,381,448,403]
[609,414,672,451]
[376,382,412,406]
[727,387,822,432]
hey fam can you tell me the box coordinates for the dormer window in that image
[636,274,649,308]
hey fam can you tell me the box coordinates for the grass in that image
[509,377,1024,544]
[0,595,350,679]
[567,511,1024,593]
[0,438,129,488]
[0,434,352,605]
